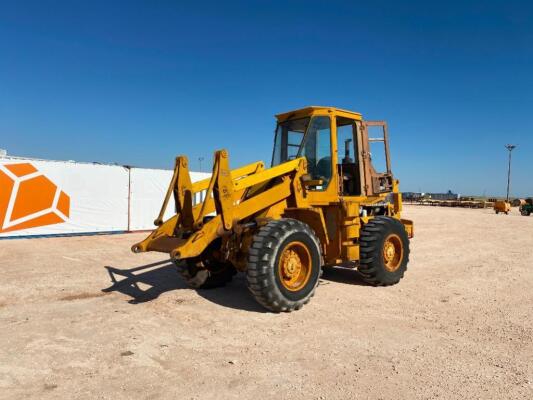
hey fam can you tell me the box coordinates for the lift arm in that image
[131,149,307,261]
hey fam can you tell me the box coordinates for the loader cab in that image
[273,106,394,200]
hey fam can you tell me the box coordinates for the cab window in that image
[299,116,332,191]
[336,117,361,195]
[271,115,332,191]
[271,118,310,166]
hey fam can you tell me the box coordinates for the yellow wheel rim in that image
[278,241,312,291]
[382,234,403,272]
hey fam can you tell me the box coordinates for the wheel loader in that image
[494,200,511,215]
[132,106,414,312]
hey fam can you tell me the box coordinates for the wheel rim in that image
[278,241,312,291]
[382,234,403,272]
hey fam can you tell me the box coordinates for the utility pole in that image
[505,144,516,202]
[198,157,204,172]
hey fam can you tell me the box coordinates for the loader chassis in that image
[132,106,414,312]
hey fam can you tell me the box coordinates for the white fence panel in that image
[0,157,129,237]
[128,168,210,231]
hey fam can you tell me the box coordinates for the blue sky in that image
[1,1,532,196]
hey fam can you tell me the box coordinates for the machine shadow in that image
[200,275,267,313]
[102,260,266,312]
[102,260,184,303]
[320,266,370,286]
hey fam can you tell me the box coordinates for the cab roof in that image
[275,106,362,121]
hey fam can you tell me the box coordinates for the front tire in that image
[359,216,410,286]
[246,219,322,312]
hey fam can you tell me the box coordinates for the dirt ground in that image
[0,206,532,400]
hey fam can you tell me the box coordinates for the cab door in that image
[299,115,338,204]
[335,116,363,197]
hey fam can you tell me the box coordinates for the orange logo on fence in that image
[0,163,70,233]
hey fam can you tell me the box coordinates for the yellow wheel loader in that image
[132,106,414,312]
[494,200,511,215]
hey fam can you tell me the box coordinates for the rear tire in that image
[246,219,322,312]
[359,216,410,286]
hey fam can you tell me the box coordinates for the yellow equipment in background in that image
[494,200,511,215]
[132,106,414,312]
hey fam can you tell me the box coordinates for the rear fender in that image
[401,219,414,238]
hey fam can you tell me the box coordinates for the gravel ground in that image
[0,205,532,400]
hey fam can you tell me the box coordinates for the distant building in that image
[402,190,460,201]
[402,192,424,201]
[428,190,460,201]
